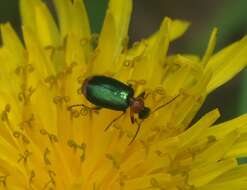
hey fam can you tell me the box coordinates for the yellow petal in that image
[19,0,38,32]
[201,27,218,66]
[71,0,91,39]
[204,113,247,139]
[132,17,170,88]
[169,19,190,41]
[22,26,55,77]
[91,0,132,73]
[195,130,239,163]
[206,35,247,93]
[124,173,171,189]
[197,165,247,190]
[34,1,60,47]
[179,109,220,147]
[53,0,72,38]
[0,23,24,58]
[188,159,237,187]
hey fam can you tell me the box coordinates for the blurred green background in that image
[0,0,247,122]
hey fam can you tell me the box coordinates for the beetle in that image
[68,75,177,143]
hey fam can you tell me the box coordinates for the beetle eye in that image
[138,107,150,119]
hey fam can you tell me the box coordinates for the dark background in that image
[1,0,247,123]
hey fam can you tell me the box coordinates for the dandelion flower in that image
[0,0,247,189]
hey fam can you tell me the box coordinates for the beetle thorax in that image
[130,97,145,113]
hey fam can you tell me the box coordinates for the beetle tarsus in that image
[67,104,101,113]
[67,104,85,111]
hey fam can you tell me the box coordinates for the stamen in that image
[67,139,77,150]
[48,135,58,144]
[56,63,76,81]
[105,154,120,169]
[48,170,56,184]
[67,139,86,162]
[77,75,85,84]
[0,175,8,187]
[180,172,195,190]
[53,96,70,105]
[44,148,51,165]
[15,64,34,76]
[13,131,30,144]
[40,129,58,143]
[43,170,56,189]
[29,170,35,186]
[44,45,56,59]
[119,172,127,187]
[150,178,166,190]
[67,104,98,118]
[64,62,77,75]
[1,104,11,122]
[53,96,63,104]
[207,135,216,143]
[63,96,70,103]
[18,87,36,105]
[19,113,34,129]
[44,75,57,88]
[18,150,32,164]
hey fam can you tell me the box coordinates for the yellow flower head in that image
[0,0,247,189]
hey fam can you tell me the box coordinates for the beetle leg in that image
[68,104,101,116]
[68,104,101,111]
[129,119,143,144]
[67,104,85,111]
[104,111,126,131]
[130,109,135,124]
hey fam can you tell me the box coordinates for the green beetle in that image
[82,75,150,122]
[69,75,177,143]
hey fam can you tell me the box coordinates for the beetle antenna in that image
[129,119,143,144]
[151,94,180,115]
[104,111,126,131]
